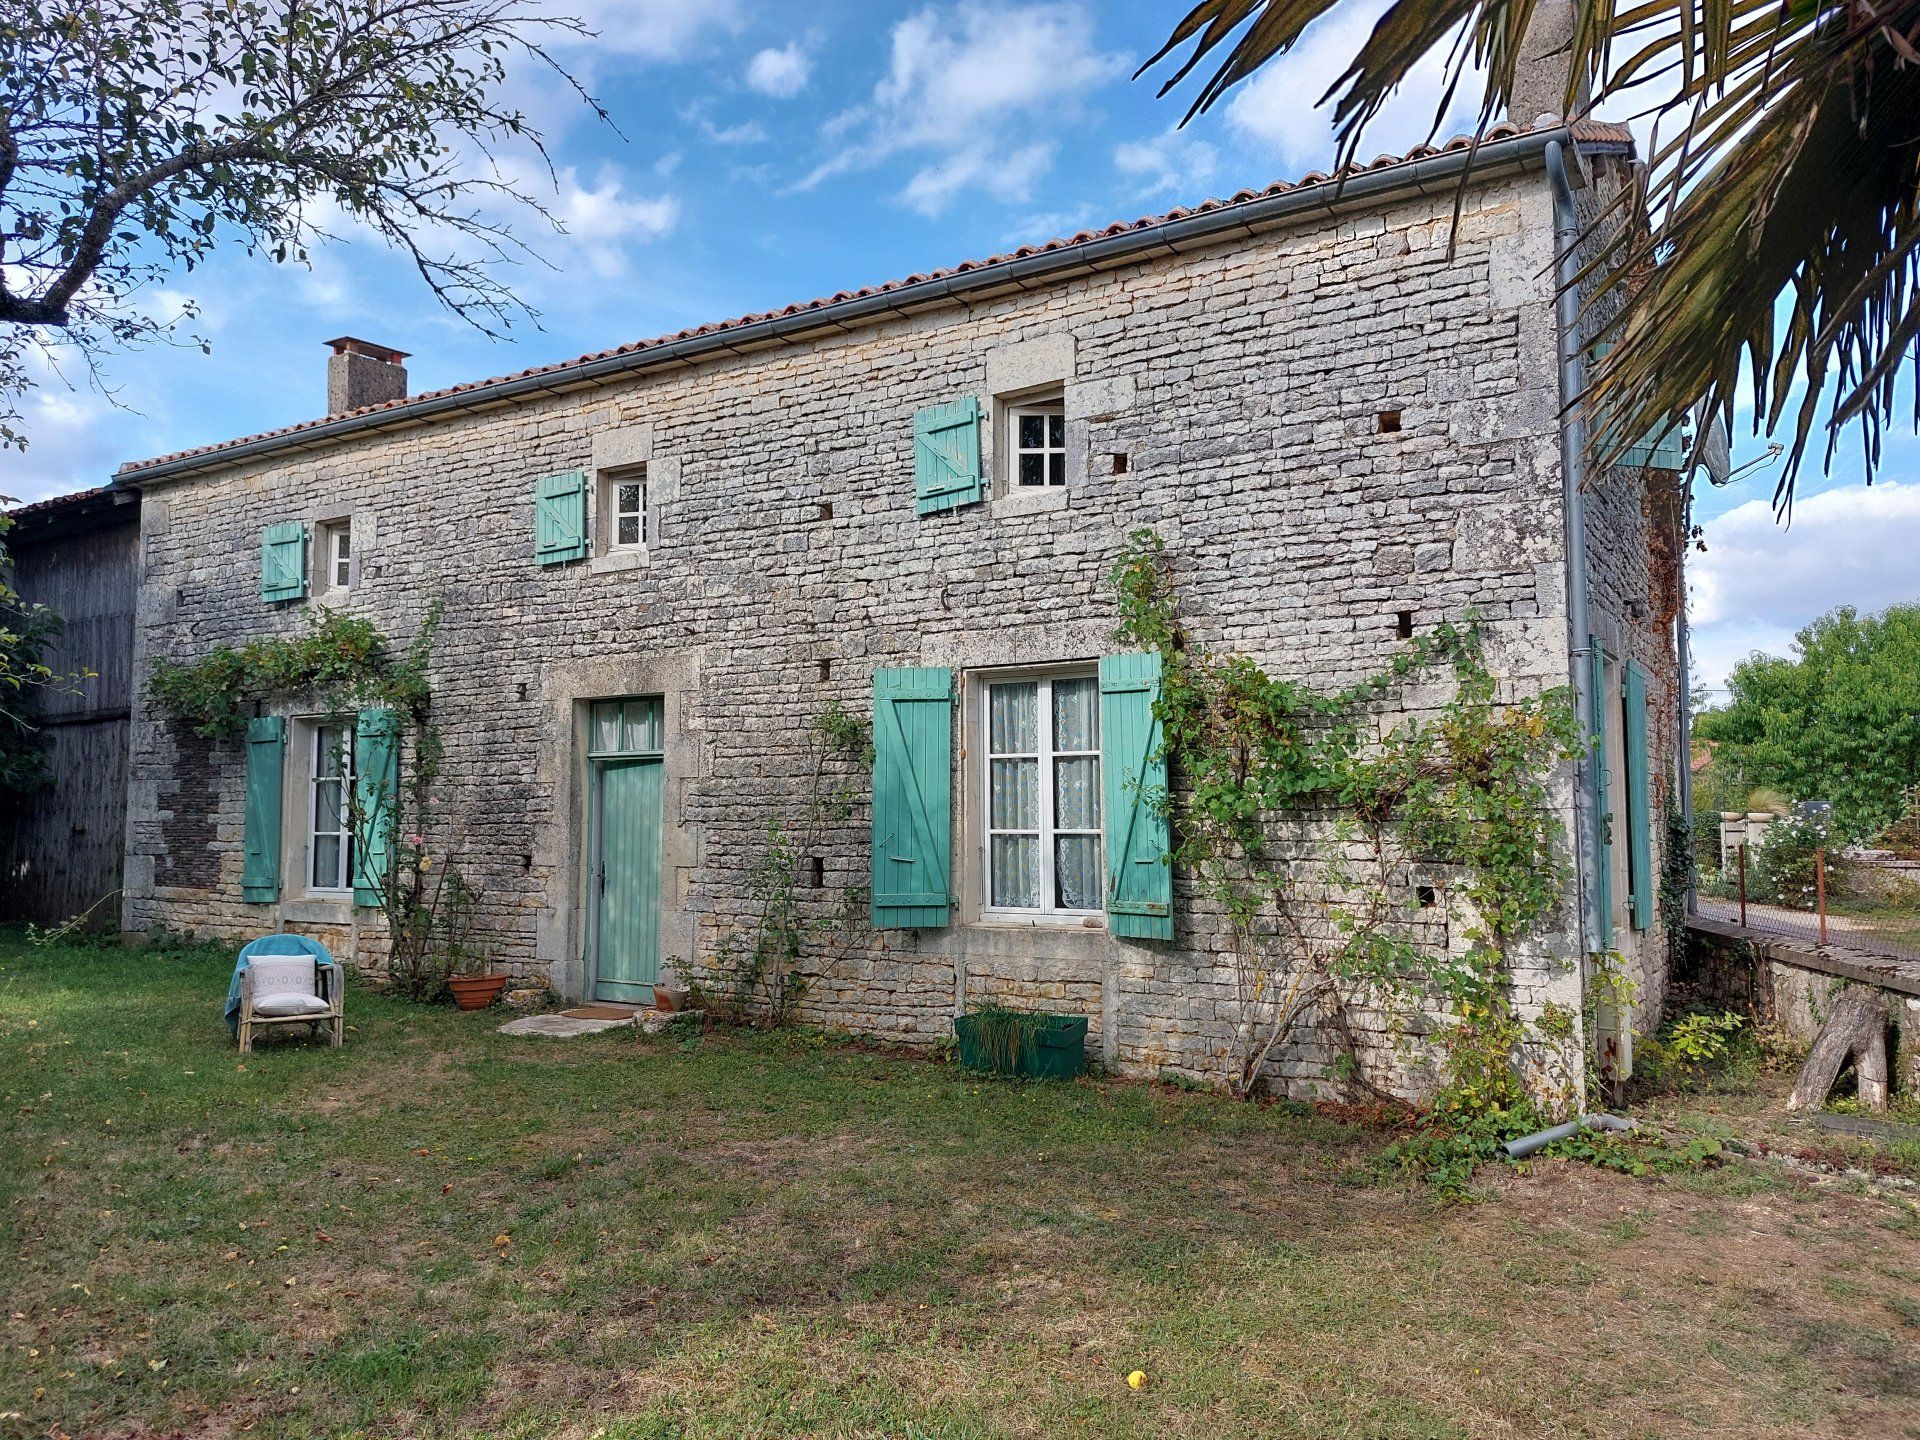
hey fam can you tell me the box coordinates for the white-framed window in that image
[317,520,352,592]
[1008,399,1066,488]
[601,467,647,551]
[307,721,355,894]
[983,670,1102,917]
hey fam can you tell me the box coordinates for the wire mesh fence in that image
[1694,843,1920,964]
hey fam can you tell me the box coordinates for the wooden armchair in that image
[233,938,344,1053]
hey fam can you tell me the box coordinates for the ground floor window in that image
[984,670,1102,916]
[308,721,355,894]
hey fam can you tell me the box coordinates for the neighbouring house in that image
[1,485,142,927]
[107,112,1687,1100]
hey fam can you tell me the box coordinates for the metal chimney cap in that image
[323,336,410,364]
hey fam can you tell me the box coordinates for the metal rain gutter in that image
[116,125,1575,487]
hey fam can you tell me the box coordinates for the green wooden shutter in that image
[1623,660,1655,931]
[260,522,308,603]
[1592,343,1686,470]
[871,667,953,928]
[1588,639,1614,953]
[241,716,286,902]
[353,708,400,907]
[1100,652,1174,942]
[913,398,984,515]
[534,471,589,565]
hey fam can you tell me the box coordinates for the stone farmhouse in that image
[102,116,1688,1098]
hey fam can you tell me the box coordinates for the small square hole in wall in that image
[1396,610,1415,640]
[817,659,832,682]
[810,856,825,889]
[1111,452,1130,475]
[1378,409,1403,434]
[1416,884,1438,909]
[816,502,833,522]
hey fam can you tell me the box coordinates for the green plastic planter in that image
[954,1010,1089,1080]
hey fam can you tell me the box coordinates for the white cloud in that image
[1689,478,1920,692]
[1114,128,1219,198]
[551,0,745,61]
[2,349,139,503]
[746,41,812,98]
[544,166,681,278]
[1224,0,1480,173]
[801,2,1126,216]
[703,119,767,146]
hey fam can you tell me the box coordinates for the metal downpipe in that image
[1544,139,1602,967]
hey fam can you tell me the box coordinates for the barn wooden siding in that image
[1,490,140,927]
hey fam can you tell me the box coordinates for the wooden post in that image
[1738,843,1748,927]
[1816,848,1828,945]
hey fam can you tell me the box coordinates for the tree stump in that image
[1786,987,1890,1112]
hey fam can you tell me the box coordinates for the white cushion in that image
[252,991,333,1018]
[248,954,318,998]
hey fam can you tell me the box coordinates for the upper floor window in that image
[308,721,355,894]
[600,466,647,552]
[1008,399,1066,488]
[984,671,1102,916]
[317,520,353,593]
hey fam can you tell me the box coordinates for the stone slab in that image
[497,1013,633,1039]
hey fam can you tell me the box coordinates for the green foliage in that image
[1664,1011,1746,1068]
[1633,1007,1761,1093]
[148,609,429,737]
[1694,604,1920,841]
[958,1004,1043,1076]
[1746,811,1832,908]
[146,599,464,1002]
[1,1,600,449]
[715,704,872,1027]
[1109,528,1584,1109]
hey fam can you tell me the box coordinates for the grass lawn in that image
[4,935,1920,1439]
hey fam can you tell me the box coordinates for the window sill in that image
[972,913,1106,933]
[589,548,648,575]
[279,895,355,924]
[991,486,1070,519]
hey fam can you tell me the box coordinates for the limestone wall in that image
[122,163,1638,1098]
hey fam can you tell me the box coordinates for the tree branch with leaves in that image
[0,0,606,448]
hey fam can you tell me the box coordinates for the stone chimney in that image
[325,337,409,414]
[1508,0,1590,127]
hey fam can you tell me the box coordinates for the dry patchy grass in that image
[2,935,1918,1439]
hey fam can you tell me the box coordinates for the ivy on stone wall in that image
[1109,527,1584,1112]
[148,609,433,737]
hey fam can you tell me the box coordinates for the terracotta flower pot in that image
[652,985,688,1014]
[449,974,509,1011]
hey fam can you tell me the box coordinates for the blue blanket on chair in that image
[225,933,338,1035]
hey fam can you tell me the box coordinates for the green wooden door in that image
[593,756,663,1003]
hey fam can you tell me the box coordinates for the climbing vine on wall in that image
[1109,528,1584,1111]
[148,608,435,737]
[148,601,469,1001]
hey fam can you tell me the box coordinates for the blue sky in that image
[8,0,1918,694]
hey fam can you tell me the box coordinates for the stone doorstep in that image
[496,1013,632,1039]
[497,1008,693,1039]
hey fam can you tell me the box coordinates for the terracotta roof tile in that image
[4,484,114,517]
[118,119,1625,478]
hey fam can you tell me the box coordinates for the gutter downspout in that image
[1676,478,1697,914]
[1544,138,1602,967]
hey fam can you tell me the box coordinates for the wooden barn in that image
[1,486,141,928]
